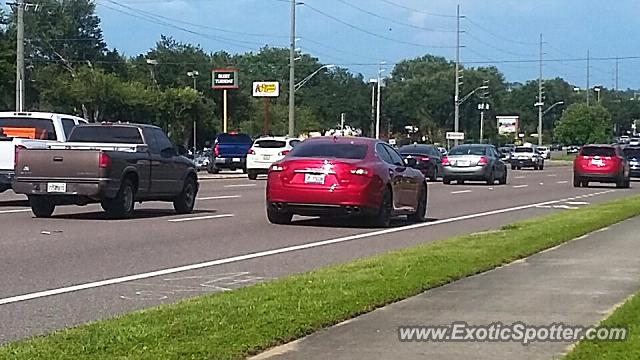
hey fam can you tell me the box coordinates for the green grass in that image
[3,196,640,360]
[564,293,640,360]
[552,153,577,161]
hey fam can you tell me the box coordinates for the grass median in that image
[564,292,640,360]
[3,196,640,360]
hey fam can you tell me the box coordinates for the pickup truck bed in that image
[13,124,199,218]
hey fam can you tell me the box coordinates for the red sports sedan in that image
[266,137,427,227]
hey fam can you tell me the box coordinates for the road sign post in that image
[253,81,280,135]
[212,69,239,133]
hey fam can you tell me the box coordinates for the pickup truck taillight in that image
[214,144,220,157]
[14,145,26,168]
[99,152,111,168]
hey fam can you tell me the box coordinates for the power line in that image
[465,17,538,46]
[302,3,456,49]
[464,32,537,58]
[377,0,457,18]
[334,0,455,33]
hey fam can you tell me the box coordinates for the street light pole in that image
[454,4,461,146]
[370,79,376,137]
[288,0,297,137]
[376,63,385,139]
[187,70,199,152]
[537,33,544,146]
[15,0,25,112]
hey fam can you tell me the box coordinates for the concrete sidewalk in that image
[254,217,640,360]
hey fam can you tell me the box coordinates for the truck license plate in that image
[304,173,325,184]
[232,157,241,162]
[47,182,67,193]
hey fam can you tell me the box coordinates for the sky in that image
[95,0,640,90]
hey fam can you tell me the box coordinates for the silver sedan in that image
[442,144,508,185]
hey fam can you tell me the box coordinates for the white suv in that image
[246,136,301,180]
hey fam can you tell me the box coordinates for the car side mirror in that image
[404,157,417,167]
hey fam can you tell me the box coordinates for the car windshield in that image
[0,117,57,140]
[581,147,616,157]
[217,134,252,144]
[515,147,534,153]
[449,146,486,156]
[68,126,143,144]
[254,140,286,148]
[289,142,368,159]
[623,148,640,158]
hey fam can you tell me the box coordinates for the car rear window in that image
[217,133,252,144]
[0,117,57,140]
[399,146,437,156]
[289,142,368,159]
[515,147,534,153]
[254,140,286,148]
[623,148,640,158]
[449,146,486,156]
[68,126,143,144]
[581,147,616,157]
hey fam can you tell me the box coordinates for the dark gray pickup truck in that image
[13,123,198,218]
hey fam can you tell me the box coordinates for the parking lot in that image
[0,166,638,343]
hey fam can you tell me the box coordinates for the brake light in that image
[248,148,255,155]
[14,144,26,168]
[99,152,111,168]
[279,150,290,156]
[270,164,285,172]
[478,156,489,166]
[441,156,450,166]
[419,156,430,162]
[214,144,220,157]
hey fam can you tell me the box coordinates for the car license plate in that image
[591,159,604,166]
[47,182,66,193]
[232,157,241,162]
[456,160,470,167]
[304,173,325,184]
[262,155,271,161]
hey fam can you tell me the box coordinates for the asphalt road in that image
[0,166,638,343]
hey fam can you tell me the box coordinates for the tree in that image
[554,104,612,145]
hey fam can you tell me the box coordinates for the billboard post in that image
[253,81,280,135]
[212,69,240,133]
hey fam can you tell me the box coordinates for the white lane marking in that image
[197,195,241,201]
[0,189,616,307]
[513,185,529,188]
[557,181,569,184]
[224,184,257,188]
[450,190,472,194]
[566,201,589,205]
[547,174,558,177]
[0,209,31,214]
[553,205,579,210]
[514,176,526,179]
[168,214,234,223]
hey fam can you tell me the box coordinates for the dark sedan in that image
[623,146,640,177]
[398,144,443,181]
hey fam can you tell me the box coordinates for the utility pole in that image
[288,0,296,137]
[15,0,25,112]
[615,57,619,91]
[376,63,383,139]
[586,50,590,106]
[370,80,376,137]
[453,4,461,146]
[479,80,489,143]
[537,33,544,146]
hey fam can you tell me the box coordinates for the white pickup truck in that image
[0,112,88,193]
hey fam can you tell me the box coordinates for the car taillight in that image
[14,145,26,168]
[279,150,290,156]
[419,156,430,162]
[478,156,489,166]
[99,152,111,168]
[441,156,450,166]
[248,148,255,155]
[214,144,220,157]
[270,164,285,172]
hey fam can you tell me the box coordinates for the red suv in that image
[573,145,630,188]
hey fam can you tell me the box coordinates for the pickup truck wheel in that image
[174,177,197,214]
[207,167,219,174]
[247,170,258,180]
[102,179,135,219]
[29,196,55,218]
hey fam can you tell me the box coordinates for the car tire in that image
[499,169,507,185]
[102,179,136,219]
[173,176,197,214]
[407,184,427,223]
[539,163,544,171]
[208,167,220,174]
[624,176,631,189]
[371,188,392,228]
[582,180,589,188]
[458,180,465,185]
[267,206,293,225]
[486,169,495,185]
[428,168,438,182]
[443,178,452,185]
[29,196,55,218]
[247,170,258,180]
[573,177,581,188]
[511,164,516,170]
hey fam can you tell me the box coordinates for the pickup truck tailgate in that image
[16,149,102,180]
[218,143,251,158]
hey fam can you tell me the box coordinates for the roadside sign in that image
[252,82,280,97]
[212,68,239,90]
[497,115,519,135]
[446,132,465,140]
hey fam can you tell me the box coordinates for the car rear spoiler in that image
[45,142,148,153]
